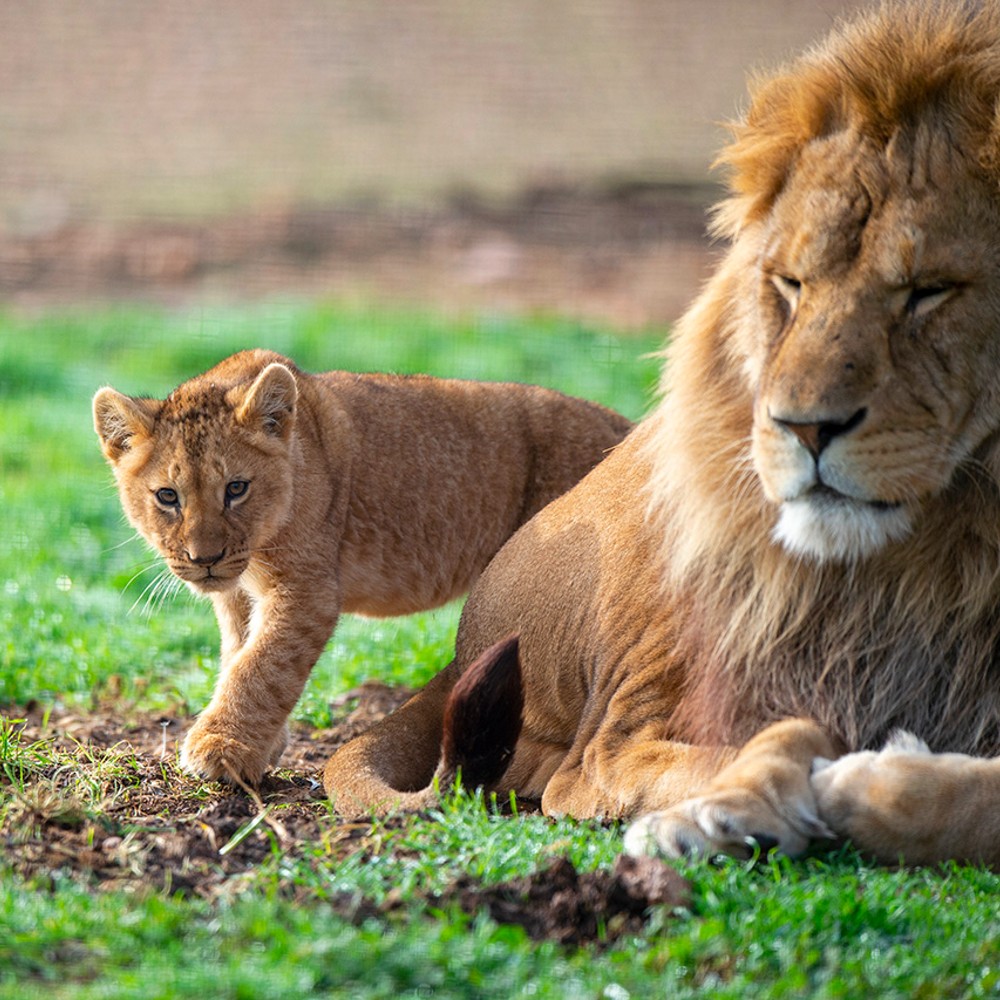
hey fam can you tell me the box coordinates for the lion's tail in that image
[322,636,523,816]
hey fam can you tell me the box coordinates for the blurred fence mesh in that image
[0,0,861,327]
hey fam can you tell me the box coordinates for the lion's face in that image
[739,128,1000,563]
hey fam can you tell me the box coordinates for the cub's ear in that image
[234,363,298,438]
[92,388,160,462]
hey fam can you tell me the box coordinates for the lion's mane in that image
[645,0,1000,755]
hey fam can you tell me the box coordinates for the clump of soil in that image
[449,854,691,946]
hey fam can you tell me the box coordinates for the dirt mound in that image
[450,854,691,946]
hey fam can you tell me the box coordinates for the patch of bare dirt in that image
[1,686,690,945]
[0,683,414,898]
[1,183,716,329]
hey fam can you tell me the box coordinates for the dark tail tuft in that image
[441,635,524,791]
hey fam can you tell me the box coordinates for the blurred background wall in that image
[0,0,864,327]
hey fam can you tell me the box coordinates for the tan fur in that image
[324,1,1000,866]
[93,349,631,782]
[811,732,1000,866]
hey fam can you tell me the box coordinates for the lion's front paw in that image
[180,716,278,785]
[810,732,958,863]
[623,787,833,861]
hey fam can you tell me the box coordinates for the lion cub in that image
[93,348,630,783]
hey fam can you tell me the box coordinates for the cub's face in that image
[115,417,294,593]
[94,363,298,594]
[737,129,1000,563]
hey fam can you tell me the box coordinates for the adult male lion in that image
[324,0,1000,866]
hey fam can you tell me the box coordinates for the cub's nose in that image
[772,408,866,460]
[185,548,226,567]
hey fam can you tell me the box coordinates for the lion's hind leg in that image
[535,679,735,820]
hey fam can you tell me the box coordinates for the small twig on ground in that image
[221,759,291,847]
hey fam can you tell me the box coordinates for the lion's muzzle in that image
[755,404,915,562]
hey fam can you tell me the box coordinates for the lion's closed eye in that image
[905,284,958,319]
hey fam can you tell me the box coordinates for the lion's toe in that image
[623,807,714,860]
[623,790,815,862]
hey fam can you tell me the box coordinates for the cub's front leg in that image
[181,582,339,784]
[811,733,1000,866]
[624,719,838,860]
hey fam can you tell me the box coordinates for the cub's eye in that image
[155,488,179,507]
[906,284,957,319]
[225,480,249,504]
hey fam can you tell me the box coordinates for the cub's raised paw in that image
[623,788,833,861]
[180,719,276,785]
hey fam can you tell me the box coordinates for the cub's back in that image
[313,370,631,615]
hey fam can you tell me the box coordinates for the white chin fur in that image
[774,496,912,563]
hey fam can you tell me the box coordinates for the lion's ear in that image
[234,363,298,439]
[92,388,160,462]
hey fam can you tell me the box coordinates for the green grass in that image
[0,302,659,720]
[2,303,999,999]
[3,812,998,999]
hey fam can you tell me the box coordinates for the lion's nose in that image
[185,548,226,567]
[773,408,867,460]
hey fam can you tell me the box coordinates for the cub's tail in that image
[323,636,523,815]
